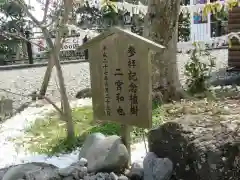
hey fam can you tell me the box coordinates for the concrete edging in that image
[0,59,88,70]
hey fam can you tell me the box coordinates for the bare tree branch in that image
[1,31,49,51]
[41,14,59,28]
[54,75,64,111]
[14,0,41,27]
[14,0,54,50]
[41,0,50,24]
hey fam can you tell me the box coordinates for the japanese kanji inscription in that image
[80,27,164,128]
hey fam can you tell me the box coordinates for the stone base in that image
[148,115,240,180]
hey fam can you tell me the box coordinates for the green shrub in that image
[184,42,215,94]
[15,103,166,156]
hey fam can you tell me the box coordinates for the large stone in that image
[0,166,9,180]
[79,133,129,173]
[143,152,173,180]
[76,88,92,99]
[79,133,106,159]
[148,115,240,180]
[1,162,60,180]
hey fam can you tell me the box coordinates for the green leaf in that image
[0,0,6,5]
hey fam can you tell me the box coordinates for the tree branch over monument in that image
[0,0,83,140]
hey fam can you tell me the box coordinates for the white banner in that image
[31,29,99,58]
[31,36,84,53]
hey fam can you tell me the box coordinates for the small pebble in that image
[79,158,88,166]
[110,172,119,180]
[118,175,129,180]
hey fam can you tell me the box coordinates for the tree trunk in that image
[52,49,74,140]
[13,0,75,140]
[144,0,182,102]
[39,57,54,97]
[39,27,56,97]
[41,28,74,140]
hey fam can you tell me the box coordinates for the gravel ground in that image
[0,62,90,111]
[0,49,240,111]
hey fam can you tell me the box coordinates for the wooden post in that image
[39,55,54,97]
[25,30,33,64]
[31,91,37,101]
[83,35,89,60]
[120,124,131,167]
[79,27,161,169]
